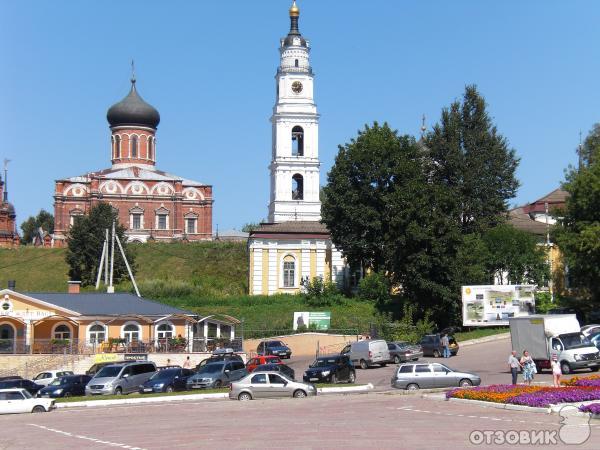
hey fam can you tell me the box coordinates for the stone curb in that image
[448,397,550,414]
[380,387,450,396]
[459,333,510,347]
[56,384,375,408]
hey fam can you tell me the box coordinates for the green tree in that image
[20,209,54,244]
[241,222,259,233]
[357,272,390,304]
[65,203,135,287]
[579,123,600,168]
[425,85,520,235]
[553,158,600,304]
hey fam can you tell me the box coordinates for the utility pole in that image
[108,221,116,293]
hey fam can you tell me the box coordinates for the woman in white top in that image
[551,354,562,387]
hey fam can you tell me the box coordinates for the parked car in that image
[0,376,22,381]
[588,332,600,351]
[86,361,157,395]
[420,334,459,357]
[253,363,295,380]
[387,341,423,364]
[340,339,390,369]
[257,340,292,359]
[0,379,44,396]
[229,371,317,401]
[391,363,480,390]
[139,368,194,393]
[196,353,244,370]
[33,370,74,387]
[581,325,600,337]
[86,361,128,376]
[37,375,92,398]
[0,388,56,414]
[246,355,282,372]
[303,355,355,384]
[187,360,247,389]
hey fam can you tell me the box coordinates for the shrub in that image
[302,277,345,307]
[357,272,390,304]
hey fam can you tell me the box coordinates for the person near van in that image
[520,350,535,385]
[183,356,191,369]
[441,334,450,358]
[551,353,562,387]
[507,350,521,385]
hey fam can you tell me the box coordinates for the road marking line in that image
[28,424,145,450]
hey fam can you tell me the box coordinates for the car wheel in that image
[433,350,441,358]
[114,387,123,395]
[560,362,571,375]
[459,379,473,387]
[213,380,222,389]
[359,359,368,370]
[406,383,419,391]
[32,405,46,413]
[166,385,174,393]
[393,355,401,364]
[348,371,356,384]
[293,389,307,398]
[63,392,71,398]
[330,373,337,384]
[238,392,252,401]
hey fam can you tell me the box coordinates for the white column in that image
[301,240,311,284]
[216,323,221,338]
[252,245,264,295]
[316,240,326,278]
[331,245,345,287]
[268,243,278,295]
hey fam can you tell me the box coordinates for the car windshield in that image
[310,358,337,368]
[560,333,592,350]
[21,390,32,399]
[150,369,178,380]
[198,363,224,374]
[49,378,70,386]
[95,366,123,378]
[268,341,284,347]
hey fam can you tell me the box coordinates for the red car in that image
[246,355,283,372]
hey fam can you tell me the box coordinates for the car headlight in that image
[321,371,330,377]
[54,389,63,395]
[574,354,581,361]
[154,383,164,388]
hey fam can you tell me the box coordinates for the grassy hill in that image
[0,242,378,332]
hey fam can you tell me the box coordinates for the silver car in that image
[229,371,317,401]
[391,362,481,390]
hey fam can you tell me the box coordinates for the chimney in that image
[68,281,81,294]
[7,280,16,290]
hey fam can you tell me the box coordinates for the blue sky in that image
[1,0,598,231]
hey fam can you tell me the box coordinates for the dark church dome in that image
[107,79,160,129]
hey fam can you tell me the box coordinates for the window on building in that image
[157,214,168,230]
[292,174,304,200]
[69,212,84,227]
[123,323,140,343]
[186,217,197,234]
[131,135,138,158]
[283,255,295,288]
[148,137,153,160]
[156,322,174,339]
[88,324,105,344]
[115,135,121,158]
[294,59,299,68]
[132,213,142,230]
[54,324,71,340]
[291,126,304,156]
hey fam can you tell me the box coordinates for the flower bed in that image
[579,403,600,415]
[447,384,600,408]
[561,375,600,387]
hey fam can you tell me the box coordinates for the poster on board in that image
[462,285,536,327]
[293,312,331,330]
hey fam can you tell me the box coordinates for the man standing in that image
[508,350,521,385]
[441,334,450,358]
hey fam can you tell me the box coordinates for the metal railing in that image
[277,65,313,74]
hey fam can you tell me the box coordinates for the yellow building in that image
[0,288,237,355]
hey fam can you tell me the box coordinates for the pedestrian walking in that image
[508,350,521,385]
[441,333,451,358]
[183,356,191,369]
[520,350,535,385]
[551,354,562,387]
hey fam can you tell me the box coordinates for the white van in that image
[340,340,390,369]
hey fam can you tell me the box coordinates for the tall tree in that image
[579,123,600,168]
[553,158,600,304]
[425,85,520,235]
[65,203,135,287]
[20,209,54,244]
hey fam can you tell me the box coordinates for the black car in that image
[0,376,22,381]
[37,375,92,398]
[303,355,355,384]
[420,334,459,357]
[257,340,292,359]
[254,363,295,380]
[86,360,129,376]
[196,354,243,370]
[0,378,44,395]
[139,368,195,393]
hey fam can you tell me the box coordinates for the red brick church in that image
[0,167,20,248]
[53,76,213,246]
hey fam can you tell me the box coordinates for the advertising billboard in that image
[462,285,536,327]
[293,312,331,330]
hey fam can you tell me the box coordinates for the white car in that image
[581,325,600,337]
[33,370,74,387]
[0,388,56,414]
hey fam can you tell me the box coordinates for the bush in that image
[357,272,391,304]
[302,277,345,307]
[375,304,434,343]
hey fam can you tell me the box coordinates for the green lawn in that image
[454,327,508,342]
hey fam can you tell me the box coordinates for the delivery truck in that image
[509,314,600,374]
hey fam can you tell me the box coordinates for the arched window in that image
[122,322,141,343]
[53,324,71,340]
[115,135,121,158]
[294,59,299,68]
[88,323,106,344]
[131,135,138,158]
[283,255,296,288]
[291,126,304,156]
[156,322,174,339]
[148,137,154,160]
[292,174,304,200]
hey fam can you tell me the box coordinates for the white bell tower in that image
[268,1,321,223]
